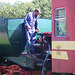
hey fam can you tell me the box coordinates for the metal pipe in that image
[28,43,43,61]
[42,45,50,75]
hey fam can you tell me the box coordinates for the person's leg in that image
[25,30,31,53]
[31,32,36,53]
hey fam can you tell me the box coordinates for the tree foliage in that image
[0,0,51,19]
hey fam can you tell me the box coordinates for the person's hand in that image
[35,29,40,33]
[37,29,40,32]
[27,25,31,29]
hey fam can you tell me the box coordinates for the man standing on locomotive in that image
[24,8,40,54]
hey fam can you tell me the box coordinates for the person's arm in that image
[35,19,40,33]
[24,14,31,29]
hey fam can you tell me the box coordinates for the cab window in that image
[55,7,66,37]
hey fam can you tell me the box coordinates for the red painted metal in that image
[0,67,1,75]
[37,31,51,49]
[0,65,52,75]
[0,65,25,75]
[52,0,75,73]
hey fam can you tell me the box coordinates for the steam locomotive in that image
[0,16,52,75]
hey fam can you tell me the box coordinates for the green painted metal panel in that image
[4,55,33,68]
[0,17,17,56]
[0,17,51,56]
[8,19,24,38]
[8,18,51,38]
[8,18,51,53]
[8,19,26,55]
[38,19,51,33]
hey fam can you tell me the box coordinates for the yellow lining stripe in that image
[52,51,69,60]
[52,41,75,50]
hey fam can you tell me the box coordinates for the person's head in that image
[34,8,40,16]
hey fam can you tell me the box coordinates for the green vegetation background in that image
[0,0,51,19]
